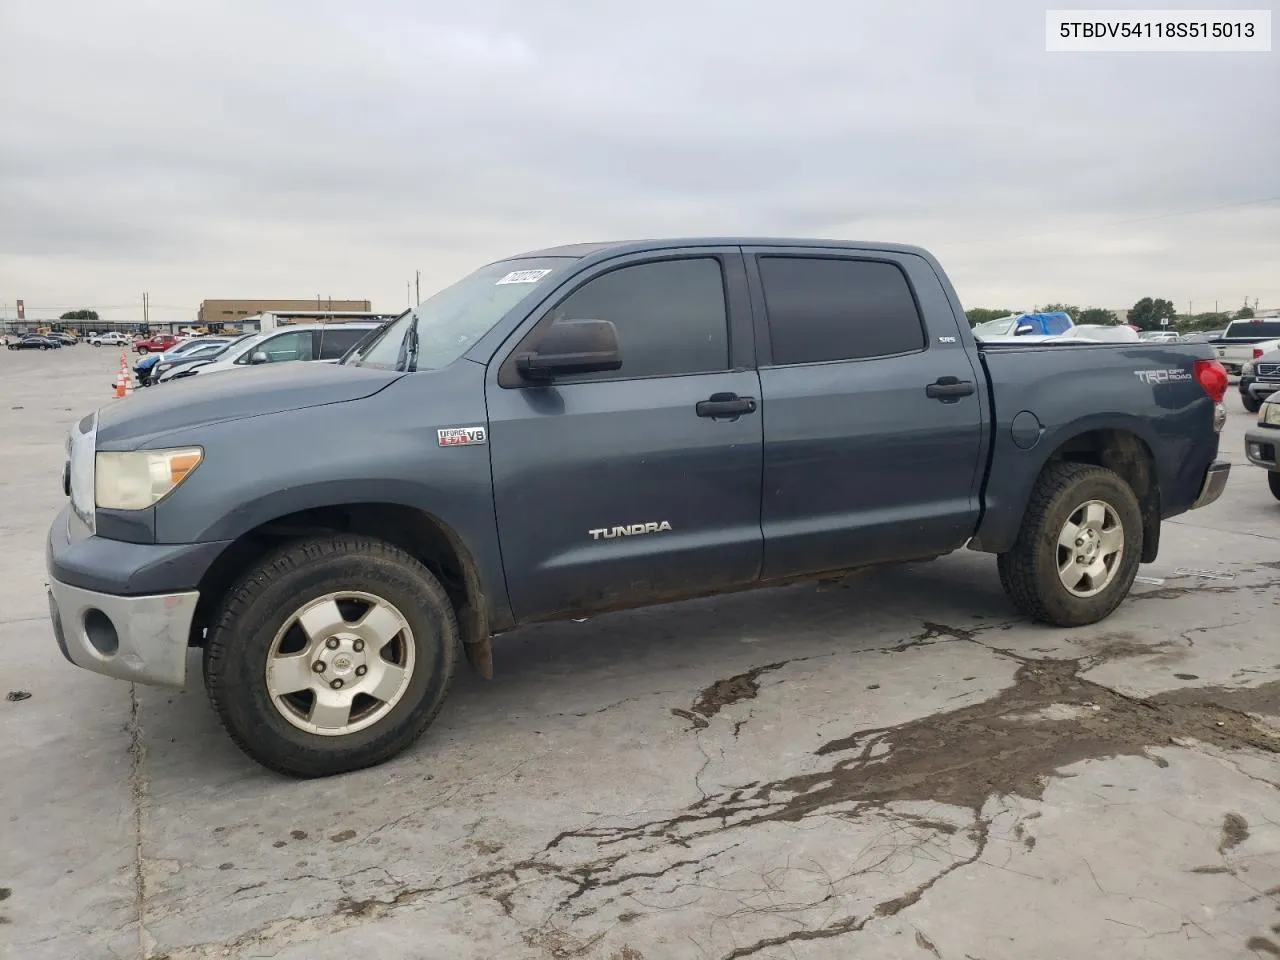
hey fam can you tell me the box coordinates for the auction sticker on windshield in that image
[496,269,552,285]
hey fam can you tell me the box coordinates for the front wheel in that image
[1269,472,1280,502]
[1242,394,1262,414]
[997,462,1142,627]
[203,535,459,778]
[136,346,148,354]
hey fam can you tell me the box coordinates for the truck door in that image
[744,247,986,580]
[486,250,763,622]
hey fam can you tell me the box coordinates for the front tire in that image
[204,536,459,778]
[1242,394,1261,414]
[1269,472,1280,502]
[997,462,1142,627]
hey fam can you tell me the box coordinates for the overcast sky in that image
[1,0,1276,324]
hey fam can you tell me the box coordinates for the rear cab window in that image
[1226,320,1280,339]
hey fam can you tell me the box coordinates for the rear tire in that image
[203,535,459,778]
[1269,472,1280,502]
[997,462,1142,627]
[1242,394,1261,414]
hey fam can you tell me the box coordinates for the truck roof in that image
[510,237,935,261]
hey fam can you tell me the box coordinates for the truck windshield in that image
[1225,320,1280,339]
[345,256,575,372]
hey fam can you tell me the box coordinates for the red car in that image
[133,334,180,355]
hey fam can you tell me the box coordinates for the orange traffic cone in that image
[114,352,132,398]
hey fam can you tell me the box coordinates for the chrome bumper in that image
[1246,381,1280,397]
[1189,460,1231,510]
[47,577,199,688]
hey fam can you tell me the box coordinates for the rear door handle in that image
[925,376,975,401]
[696,392,757,419]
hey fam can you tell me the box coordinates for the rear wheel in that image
[204,535,459,778]
[1242,394,1261,414]
[997,462,1142,627]
[1269,472,1280,502]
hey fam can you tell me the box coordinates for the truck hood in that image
[96,361,405,447]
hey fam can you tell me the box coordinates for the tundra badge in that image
[589,521,673,540]
[438,426,487,446]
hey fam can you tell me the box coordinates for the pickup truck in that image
[1214,318,1280,375]
[133,333,180,355]
[45,237,1232,778]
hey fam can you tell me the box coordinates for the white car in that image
[88,332,131,347]
[155,323,380,383]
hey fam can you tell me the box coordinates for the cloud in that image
[0,0,1276,322]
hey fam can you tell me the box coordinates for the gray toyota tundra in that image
[47,238,1232,777]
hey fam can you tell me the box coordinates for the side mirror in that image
[249,351,268,364]
[1014,324,1035,336]
[516,319,621,382]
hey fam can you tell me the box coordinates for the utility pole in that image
[415,270,420,305]
[143,291,149,328]
[407,281,411,307]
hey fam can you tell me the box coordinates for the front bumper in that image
[1242,377,1280,399]
[1245,426,1279,471]
[1189,460,1231,510]
[46,504,228,687]
[47,578,198,687]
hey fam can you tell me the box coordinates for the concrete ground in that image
[2,344,1278,960]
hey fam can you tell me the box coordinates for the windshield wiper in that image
[396,311,420,372]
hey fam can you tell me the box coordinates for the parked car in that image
[47,332,78,346]
[135,337,234,386]
[89,332,131,347]
[1239,342,1280,413]
[1138,330,1181,343]
[1244,395,1280,500]
[970,311,1074,339]
[133,334,180,355]
[146,336,247,383]
[1214,319,1280,375]
[46,237,1231,777]
[8,335,60,350]
[155,323,380,383]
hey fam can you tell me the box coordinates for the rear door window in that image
[756,256,926,365]
[316,327,371,360]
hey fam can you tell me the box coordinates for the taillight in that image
[1254,348,1265,359]
[1193,359,1228,403]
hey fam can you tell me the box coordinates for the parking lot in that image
[2,344,1278,960]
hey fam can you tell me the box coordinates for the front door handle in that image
[925,377,975,401]
[696,392,757,419]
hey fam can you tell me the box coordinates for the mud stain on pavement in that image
[689,662,790,720]
[1220,812,1250,853]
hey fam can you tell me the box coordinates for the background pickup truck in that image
[132,333,180,354]
[1214,318,1280,375]
[46,237,1231,778]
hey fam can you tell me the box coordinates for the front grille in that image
[1255,363,1280,378]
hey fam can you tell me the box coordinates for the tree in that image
[59,309,99,321]
[1036,303,1078,315]
[1075,307,1117,325]
[1128,297,1177,331]
[965,308,1013,326]
[1235,306,1255,320]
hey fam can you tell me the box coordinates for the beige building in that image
[198,298,371,326]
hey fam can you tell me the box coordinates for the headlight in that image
[156,363,172,372]
[1260,402,1280,427]
[95,447,203,510]
[1242,360,1255,376]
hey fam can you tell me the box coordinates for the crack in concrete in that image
[155,608,1280,959]
[127,683,150,960]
